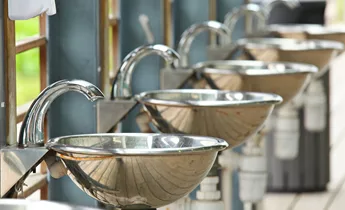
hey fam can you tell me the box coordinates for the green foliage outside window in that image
[15,17,40,106]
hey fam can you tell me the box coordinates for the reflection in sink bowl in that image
[0,199,100,210]
[46,133,228,209]
[237,37,343,51]
[192,60,317,106]
[135,89,282,146]
[268,24,324,32]
[235,38,344,77]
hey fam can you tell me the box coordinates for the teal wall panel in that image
[173,0,210,66]
[47,0,101,207]
[119,0,164,133]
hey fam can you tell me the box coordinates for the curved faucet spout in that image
[224,4,267,38]
[111,44,181,99]
[177,21,232,68]
[18,80,105,147]
[261,0,300,16]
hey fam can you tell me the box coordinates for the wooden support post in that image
[3,0,16,146]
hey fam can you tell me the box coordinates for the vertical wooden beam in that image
[111,0,119,76]
[163,0,173,69]
[209,0,217,45]
[209,0,217,20]
[99,0,110,95]
[0,1,7,148]
[163,0,172,47]
[4,0,16,146]
[39,15,47,91]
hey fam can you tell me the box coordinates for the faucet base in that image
[160,68,195,90]
[96,99,137,133]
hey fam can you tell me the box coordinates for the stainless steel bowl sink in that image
[0,199,100,210]
[46,133,228,209]
[192,60,317,106]
[235,38,344,77]
[135,89,282,146]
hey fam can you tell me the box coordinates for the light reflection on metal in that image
[223,4,266,40]
[177,21,232,67]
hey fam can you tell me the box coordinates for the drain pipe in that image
[219,149,239,210]
[273,78,326,160]
[181,156,225,210]
[234,116,275,210]
[192,176,224,210]
[304,79,327,132]
[237,129,268,210]
[274,103,300,160]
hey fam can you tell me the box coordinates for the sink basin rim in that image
[268,24,345,35]
[267,24,323,33]
[193,60,318,75]
[135,89,283,107]
[46,133,229,156]
[236,38,344,51]
[0,199,100,210]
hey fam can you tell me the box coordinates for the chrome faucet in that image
[18,80,104,147]
[177,21,232,68]
[261,0,300,17]
[111,44,181,99]
[224,4,267,38]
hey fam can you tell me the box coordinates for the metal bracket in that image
[0,147,48,197]
[245,31,282,38]
[160,68,195,89]
[96,99,138,133]
[207,43,239,60]
[207,43,257,61]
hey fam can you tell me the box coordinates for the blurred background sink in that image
[192,60,317,106]
[136,89,282,146]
